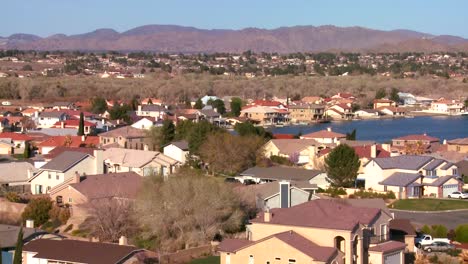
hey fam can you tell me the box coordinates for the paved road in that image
[391,209,468,229]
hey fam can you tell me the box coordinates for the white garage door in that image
[384,252,401,264]
[443,184,459,197]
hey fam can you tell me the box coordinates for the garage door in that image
[443,184,459,197]
[384,252,401,264]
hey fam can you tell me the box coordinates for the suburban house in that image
[326,104,354,119]
[131,117,162,129]
[22,239,142,264]
[240,181,319,210]
[397,92,417,106]
[354,109,381,119]
[163,140,189,164]
[0,132,32,154]
[49,172,142,206]
[0,162,36,192]
[135,104,169,120]
[358,155,462,199]
[28,149,104,195]
[103,148,180,176]
[238,166,328,189]
[288,104,325,123]
[37,135,100,155]
[377,107,406,116]
[218,199,405,264]
[373,99,397,109]
[301,96,324,104]
[141,97,163,105]
[251,100,288,109]
[300,128,346,144]
[446,138,468,153]
[389,219,416,253]
[430,98,465,114]
[331,92,356,101]
[99,126,152,150]
[51,120,96,135]
[391,134,440,154]
[240,106,288,125]
[35,111,69,128]
[262,139,328,169]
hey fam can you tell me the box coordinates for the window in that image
[384,185,387,191]
[380,224,388,239]
[288,259,296,264]
[452,168,458,175]
[56,175,59,180]
[249,255,254,264]
[275,258,281,261]
[48,173,51,179]
[47,186,51,192]
[68,197,73,203]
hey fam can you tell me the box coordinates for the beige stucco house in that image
[289,104,325,123]
[262,139,328,169]
[300,128,346,144]
[446,138,468,153]
[219,199,405,264]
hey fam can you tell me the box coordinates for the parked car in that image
[447,191,468,199]
[415,234,451,248]
[1,101,11,106]
[224,177,239,184]
[423,241,454,252]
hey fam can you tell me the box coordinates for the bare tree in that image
[136,169,245,252]
[79,198,138,242]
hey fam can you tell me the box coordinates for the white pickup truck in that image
[415,234,451,248]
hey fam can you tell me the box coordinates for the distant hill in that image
[1,25,467,53]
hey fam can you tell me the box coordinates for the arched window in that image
[334,236,346,252]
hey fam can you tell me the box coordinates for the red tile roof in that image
[0,132,32,141]
[252,100,284,107]
[38,136,99,148]
[354,145,391,159]
[301,129,346,139]
[250,199,380,231]
[393,134,439,142]
[52,120,96,128]
[43,147,96,159]
[273,134,296,139]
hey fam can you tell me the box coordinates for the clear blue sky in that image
[2,0,468,38]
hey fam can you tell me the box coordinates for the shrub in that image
[319,187,347,197]
[21,197,53,227]
[353,189,395,199]
[71,229,88,238]
[5,192,22,203]
[455,224,468,243]
[270,155,293,166]
[42,219,61,233]
[49,205,71,224]
[64,224,74,233]
[420,224,448,238]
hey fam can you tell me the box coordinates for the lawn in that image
[391,199,468,211]
[190,256,220,264]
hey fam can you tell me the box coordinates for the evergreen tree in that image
[160,119,175,147]
[13,227,23,264]
[346,129,357,140]
[375,88,387,99]
[194,98,203,109]
[77,112,85,136]
[230,97,242,117]
[211,99,226,115]
[324,144,360,187]
[23,141,30,159]
[90,97,107,114]
[389,88,400,103]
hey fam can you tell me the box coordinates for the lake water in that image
[270,116,468,143]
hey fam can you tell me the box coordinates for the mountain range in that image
[1,25,467,53]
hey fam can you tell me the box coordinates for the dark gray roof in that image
[141,105,166,112]
[373,156,433,170]
[40,151,90,172]
[379,172,422,187]
[169,140,189,150]
[424,176,459,187]
[39,111,67,118]
[0,224,48,249]
[441,162,455,170]
[344,198,392,217]
[200,109,221,118]
[423,159,445,171]
[456,160,468,176]
[240,166,323,181]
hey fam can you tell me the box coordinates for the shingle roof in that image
[168,140,189,150]
[372,156,433,170]
[379,172,422,187]
[70,172,142,200]
[422,159,445,171]
[103,148,179,168]
[269,139,320,156]
[40,151,90,172]
[0,225,49,249]
[23,239,139,264]
[448,138,468,145]
[0,162,36,184]
[301,129,346,139]
[393,134,439,142]
[389,219,416,236]
[424,176,459,187]
[39,111,67,118]
[141,105,166,112]
[250,199,380,231]
[99,126,147,139]
[240,166,323,182]
[0,132,32,141]
[441,162,455,170]
[369,241,406,253]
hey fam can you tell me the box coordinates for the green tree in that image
[346,129,357,140]
[324,144,360,187]
[188,121,218,154]
[77,112,85,136]
[230,97,242,116]
[91,97,107,114]
[454,224,468,243]
[375,88,387,99]
[21,197,53,227]
[22,64,33,71]
[234,122,272,140]
[160,119,175,147]
[13,227,23,264]
[211,99,226,115]
[23,141,31,159]
[389,88,400,103]
[174,120,194,140]
[194,98,203,109]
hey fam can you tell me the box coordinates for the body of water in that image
[270,116,468,143]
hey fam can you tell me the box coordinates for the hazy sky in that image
[2,0,467,37]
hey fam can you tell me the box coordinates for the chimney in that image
[60,121,65,128]
[74,171,81,183]
[119,236,128,246]
[93,149,104,174]
[443,139,447,145]
[371,144,377,158]
[25,219,34,228]
[327,127,332,132]
[279,181,290,208]
[27,169,32,179]
[137,105,142,113]
[264,208,271,222]
[381,143,391,152]
[34,111,39,118]
[81,135,86,142]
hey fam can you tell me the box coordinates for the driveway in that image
[391,209,468,230]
